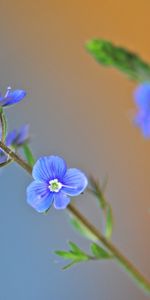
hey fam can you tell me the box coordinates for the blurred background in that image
[0,0,150,299]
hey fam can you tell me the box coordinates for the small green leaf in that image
[54,250,79,260]
[23,143,35,167]
[85,39,150,82]
[62,261,78,270]
[91,243,112,259]
[105,205,113,239]
[89,177,107,209]
[68,241,90,260]
[68,241,83,254]
[70,216,98,242]
[88,177,114,239]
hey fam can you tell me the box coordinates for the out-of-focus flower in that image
[0,124,29,163]
[5,124,29,146]
[134,83,150,138]
[0,86,26,108]
[27,155,88,212]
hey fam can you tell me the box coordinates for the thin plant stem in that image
[0,140,32,174]
[0,140,149,294]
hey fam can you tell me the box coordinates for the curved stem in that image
[0,111,7,143]
[0,140,149,294]
[0,141,32,174]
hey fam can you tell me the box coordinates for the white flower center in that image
[48,178,62,192]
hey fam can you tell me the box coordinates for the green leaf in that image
[68,241,84,254]
[88,177,114,239]
[54,250,79,260]
[62,260,78,270]
[55,241,90,262]
[70,216,98,242]
[91,243,112,259]
[105,205,113,239]
[23,143,35,167]
[85,39,150,82]
[88,177,107,209]
[68,241,90,260]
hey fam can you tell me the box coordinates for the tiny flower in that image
[0,124,29,163]
[27,155,88,212]
[0,86,26,107]
[134,83,150,138]
[5,124,29,146]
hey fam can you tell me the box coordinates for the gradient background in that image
[0,0,150,299]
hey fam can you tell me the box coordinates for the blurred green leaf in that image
[70,216,98,242]
[54,250,80,260]
[89,176,107,209]
[54,241,91,270]
[23,143,35,167]
[91,243,112,259]
[105,205,113,239]
[68,241,87,256]
[62,261,78,270]
[85,39,150,82]
[55,241,90,261]
[89,177,114,239]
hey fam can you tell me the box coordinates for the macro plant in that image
[1,40,150,296]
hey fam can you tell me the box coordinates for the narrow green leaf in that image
[105,205,113,239]
[70,216,98,242]
[89,177,107,209]
[91,243,112,259]
[62,260,78,270]
[85,39,150,82]
[68,241,83,254]
[23,143,35,167]
[54,250,79,260]
[68,241,90,260]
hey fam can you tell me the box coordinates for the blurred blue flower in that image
[134,83,150,138]
[0,124,29,163]
[5,124,29,146]
[0,86,26,107]
[27,155,88,212]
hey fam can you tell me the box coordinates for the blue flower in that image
[134,83,150,138]
[5,124,29,146]
[0,86,26,107]
[27,155,88,212]
[0,124,29,163]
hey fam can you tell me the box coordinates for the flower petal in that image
[134,83,150,109]
[16,124,29,145]
[26,181,54,212]
[5,130,17,146]
[32,156,67,182]
[1,90,26,107]
[53,192,70,209]
[62,168,88,196]
[134,113,150,138]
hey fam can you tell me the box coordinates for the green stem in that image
[0,141,32,174]
[68,205,150,294]
[0,111,7,143]
[0,140,149,294]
